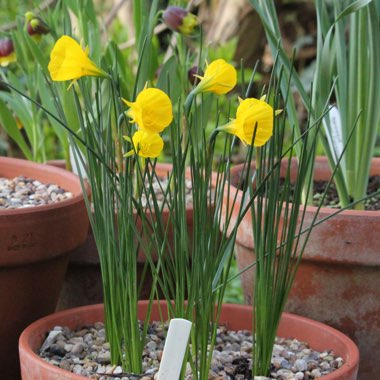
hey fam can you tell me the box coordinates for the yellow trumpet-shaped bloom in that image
[220,97,280,146]
[193,59,237,95]
[48,35,107,82]
[124,130,164,159]
[123,88,173,134]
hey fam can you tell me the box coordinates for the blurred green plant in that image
[0,0,137,164]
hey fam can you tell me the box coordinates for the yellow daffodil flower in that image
[219,97,281,146]
[48,35,107,82]
[193,59,237,95]
[123,88,173,134]
[124,130,164,158]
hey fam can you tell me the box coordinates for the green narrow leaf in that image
[36,70,68,151]
[336,0,373,21]
[22,30,49,71]
[0,93,33,137]
[0,100,32,160]
[103,41,132,97]
[156,55,181,103]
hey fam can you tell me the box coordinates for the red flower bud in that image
[0,38,16,67]
[25,12,50,37]
[0,38,14,58]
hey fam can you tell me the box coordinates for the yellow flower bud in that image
[219,97,279,146]
[124,130,164,159]
[163,6,198,35]
[193,59,237,95]
[123,88,173,134]
[48,35,107,82]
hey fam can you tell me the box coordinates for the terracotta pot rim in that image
[230,157,380,265]
[0,157,89,217]
[19,302,359,380]
[231,157,380,217]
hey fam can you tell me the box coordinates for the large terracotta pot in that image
[46,162,194,309]
[0,157,89,380]
[230,157,380,379]
[19,302,359,380]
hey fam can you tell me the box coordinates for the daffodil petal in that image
[48,35,106,81]
[130,130,164,158]
[218,97,274,147]
[125,88,173,134]
[194,59,236,95]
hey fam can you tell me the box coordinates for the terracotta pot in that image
[43,160,101,309]
[229,157,380,379]
[0,157,89,380]
[19,302,358,379]
[44,159,67,170]
[45,161,194,309]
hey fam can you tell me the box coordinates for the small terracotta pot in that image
[0,157,89,380]
[229,157,380,379]
[19,302,359,379]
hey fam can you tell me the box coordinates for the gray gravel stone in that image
[72,343,85,355]
[0,176,73,209]
[295,359,307,372]
[39,320,344,379]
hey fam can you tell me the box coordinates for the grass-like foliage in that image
[250,0,380,209]
[1,1,369,379]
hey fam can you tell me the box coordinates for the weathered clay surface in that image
[0,157,89,380]
[231,157,380,379]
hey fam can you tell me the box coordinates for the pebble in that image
[39,321,344,380]
[97,351,111,365]
[311,368,322,377]
[140,177,205,208]
[64,344,73,352]
[60,359,71,371]
[49,343,66,356]
[72,343,85,355]
[0,176,72,210]
[294,359,307,371]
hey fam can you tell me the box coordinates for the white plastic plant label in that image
[324,105,344,165]
[157,318,192,380]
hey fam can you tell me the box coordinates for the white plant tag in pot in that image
[157,318,192,380]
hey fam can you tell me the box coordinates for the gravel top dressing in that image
[40,321,344,380]
[140,177,194,208]
[0,173,206,211]
[0,176,73,209]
